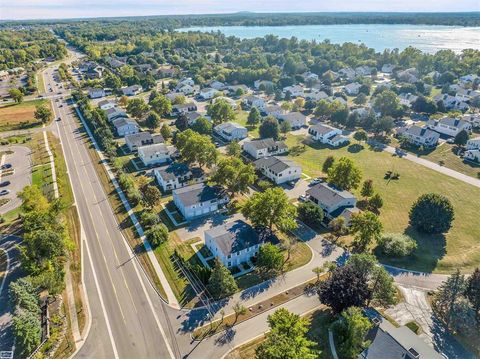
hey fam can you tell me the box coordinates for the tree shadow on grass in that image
[375,226,446,273]
[347,143,364,153]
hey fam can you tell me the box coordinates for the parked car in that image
[309,177,323,186]
[0,189,10,196]
[57,117,62,121]
[298,194,308,202]
[0,163,12,170]
[446,138,455,144]
[0,181,10,187]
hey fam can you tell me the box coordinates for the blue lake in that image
[178,24,480,54]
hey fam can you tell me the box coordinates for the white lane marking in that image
[84,233,120,359]
[73,99,176,358]
[0,248,10,297]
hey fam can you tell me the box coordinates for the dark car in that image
[0,181,10,187]
[0,189,10,196]
[0,163,12,170]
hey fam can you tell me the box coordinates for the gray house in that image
[243,138,288,159]
[306,182,357,221]
[125,132,164,152]
[173,183,229,221]
[154,163,205,192]
[205,220,275,268]
[254,157,302,184]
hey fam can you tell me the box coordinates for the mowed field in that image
[285,134,480,274]
[0,99,49,132]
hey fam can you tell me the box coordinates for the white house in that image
[460,74,479,85]
[214,122,248,142]
[105,107,128,122]
[154,163,205,192]
[212,96,237,110]
[254,156,302,184]
[401,125,440,148]
[88,88,105,99]
[172,183,229,221]
[355,65,374,76]
[177,77,194,87]
[305,90,328,101]
[125,132,164,152]
[283,85,304,98]
[427,117,472,137]
[306,182,357,221]
[205,220,272,268]
[308,124,349,147]
[381,64,395,74]
[301,71,319,83]
[462,113,480,129]
[242,96,266,111]
[171,102,197,115]
[199,87,219,100]
[344,82,362,96]
[138,143,175,167]
[208,80,226,91]
[263,104,285,118]
[243,138,288,159]
[113,118,139,137]
[98,99,117,111]
[464,149,480,162]
[397,68,419,84]
[121,85,142,96]
[339,67,356,80]
[466,137,480,151]
[176,84,195,95]
[278,112,308,130]
[399,93,418,106]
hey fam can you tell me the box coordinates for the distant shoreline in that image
[1,11,480,27]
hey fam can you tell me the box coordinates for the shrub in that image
[378,233,417,257]
[140,210,160,228]
[146,223,169,247]
[298,202,324,228]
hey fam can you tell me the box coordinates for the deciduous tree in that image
[327,157,362,190]
[409,193,454,234]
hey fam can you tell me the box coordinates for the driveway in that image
[385,286,475,359]
[280,178,310,200]
[175,212,245,241]
[0,145,32,214]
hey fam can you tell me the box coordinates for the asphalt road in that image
[0,145,32,215]
[44,56,181,359]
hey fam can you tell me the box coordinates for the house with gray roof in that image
[105,107,128,122]
[214,122,248,142]
[121,85,142,96]
[427,117,472,137]
[254,156,301,184]
[171,102,197,116]
[154,163,205,192]
[125,132,164,152]
[360,316,444,359]
[278,112,308,130]
[401,125,440,148]
[113,118,139,137]
[172,183,229,221]
[138,143,175,167]
[98,99,117,111]
[309,124,349,147]
[306,182,357,221]
[243,138,288,159]
[205,220,276,268]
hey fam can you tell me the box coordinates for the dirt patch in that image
[0,100,50,131]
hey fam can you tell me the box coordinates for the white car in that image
[0,189,10,196]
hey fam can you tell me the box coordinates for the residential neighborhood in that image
[1,9,480,359]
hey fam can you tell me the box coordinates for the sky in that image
[1,0,479,20]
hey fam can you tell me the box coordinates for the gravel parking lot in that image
[0,145,32,214]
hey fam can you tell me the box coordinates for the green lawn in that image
[285,134,480,273]
[407,141,480,179]
[225,307,334,359]
[233,110,260,138]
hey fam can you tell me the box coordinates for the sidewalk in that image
[73,104,180,308]
[380,142,480,188]
[185,230,344,323]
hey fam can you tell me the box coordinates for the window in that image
[227,254,231,259]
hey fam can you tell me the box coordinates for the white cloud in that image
[2,0,479,20]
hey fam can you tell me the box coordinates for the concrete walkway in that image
[73,104,180,308]
[381,143,480,188]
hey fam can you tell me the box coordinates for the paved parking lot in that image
[175,212,245,241]
[0,145,32,214]
[280,178,310,200]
